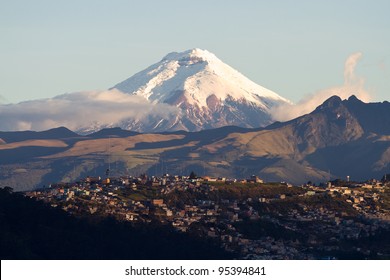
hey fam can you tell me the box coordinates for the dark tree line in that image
[0,187,232,260]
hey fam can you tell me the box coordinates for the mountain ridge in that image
[0,95,389,191]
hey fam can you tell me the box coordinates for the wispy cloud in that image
[0,89,179,132]
[271,52,372,122]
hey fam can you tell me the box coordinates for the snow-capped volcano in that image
[112,48,291,131]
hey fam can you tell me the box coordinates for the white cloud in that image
[0,94,9,104]
[0,89,180,132]
[271,52,372,122]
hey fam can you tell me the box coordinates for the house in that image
[306,191,316,196]
[152,199,164,206]
[344,189,352,195]
[248,175,263,183]
[202,176,217,182]
[86,176,101,184]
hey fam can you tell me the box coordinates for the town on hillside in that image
[25,172,390,260]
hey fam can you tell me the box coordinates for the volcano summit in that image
[112,48,290,132]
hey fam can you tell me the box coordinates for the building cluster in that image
[26,174,390,259]
[307,180,390,218]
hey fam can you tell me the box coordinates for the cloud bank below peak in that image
[271,52,373,122]
[0,89,180,132]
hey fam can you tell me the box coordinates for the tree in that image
[189,171,197,180]
[1,186,13,193]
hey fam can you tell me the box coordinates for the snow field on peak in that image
[114,48,290,110]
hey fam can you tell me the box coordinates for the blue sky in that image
[1,0,389,104]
